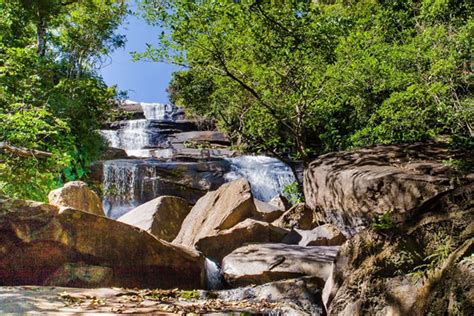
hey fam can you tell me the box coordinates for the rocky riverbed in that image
[0,102,472,315]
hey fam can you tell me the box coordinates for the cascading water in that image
[100,102,177,157]
[204,258,224,290]
[99,101,297,219]
[224,155,296,201]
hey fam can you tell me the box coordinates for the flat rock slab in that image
[0,286,295,315]
[222,243,339,287]
[169,131,230,145]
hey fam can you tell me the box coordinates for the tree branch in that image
[0,142,52,158]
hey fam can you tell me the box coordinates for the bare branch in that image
[0,142,52,159]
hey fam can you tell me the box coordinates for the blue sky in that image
[99,13,180,103]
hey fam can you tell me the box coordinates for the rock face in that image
[173,178,256,247]
[48,181,104,216]
[304,143,467,236]
[44,263,113,287]
[100,159,231,218]
[117,196,191,241]
[195,219,288,263]
[323,183,474,315]
[272,203,320,230]
[282,224,346,247]
[253,199,284,222]
[0,198,205,289]
[99,147,128,160]
[169,131,230,147]
[222,243,339,287]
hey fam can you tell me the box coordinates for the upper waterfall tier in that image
[100,102,180,154]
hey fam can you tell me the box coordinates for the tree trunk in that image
[37,18,46,57]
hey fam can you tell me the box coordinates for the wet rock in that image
[304,142,468,236]
[272,203,320,230]
[48,181,104,216]
[323,183,474,315]
[196,219,288,262]
[169,131,230,147]
[100,147,128,160]
[173,178,256,247]
[282,224,347,247]
[100,159,231,218]
[222,243,339,287]
[0,198,205,289]
[253,199,284,222]
[117,196,191,241]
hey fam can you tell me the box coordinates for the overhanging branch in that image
[0,142,52,159]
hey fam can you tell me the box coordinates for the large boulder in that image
[195,219,288,262]
[304,143,468,236]
[222,243,339,287]
[323,183,474,315]
[272,203,321,230]
[282,224,346,246]
[253,199,285,222]
[0,198,205,289]
[48,181,104,216]
[173,178,257,247]
[117,196,191,241]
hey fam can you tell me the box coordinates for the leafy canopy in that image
[137,0,473,162]
[0,0,127,200]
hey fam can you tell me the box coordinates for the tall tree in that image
[138,0,473,166]
[0,0,128,200]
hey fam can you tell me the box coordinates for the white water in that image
[204,258,224,290]
[102,160,141,218]
[101,102,177,156]
[100,101,297,218]
[224,155,296,201]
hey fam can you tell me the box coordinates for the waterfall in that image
[102,159,167,218]
[102,160,141,218]
[142,102,174,120]
[204,258,224,290]
[99,101,297,219]
[100,102,176,157]
[224,155,296,201]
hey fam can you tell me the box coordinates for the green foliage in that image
[0,0,127,200]
[138,0,473,161]
[410,233,453,280]
[282,181,304,205]
[371,212,395,231]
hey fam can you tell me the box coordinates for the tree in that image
[137,0,473,166]
[0,0,128,200]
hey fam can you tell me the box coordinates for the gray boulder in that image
[222,243,339,287]
[117,195,191,241]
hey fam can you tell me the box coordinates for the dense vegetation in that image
[137,0,473,163]
[0,0,127,200]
